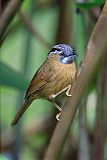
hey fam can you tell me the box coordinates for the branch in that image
[19,10,51,49]
[0,0,23,40]
[44,1,107,160]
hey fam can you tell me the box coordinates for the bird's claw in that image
[56,112,61,121]
[66,85,72,97]
[66,91,72,97]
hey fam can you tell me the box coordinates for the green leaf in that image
[0,62,29,91]
[76,2,104,9]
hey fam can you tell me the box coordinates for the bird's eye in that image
[59,52,65,56]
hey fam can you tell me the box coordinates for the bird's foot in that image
[66,91,72,97]
[50,85,72,98]
[66,85,72,97]
[56,112,61,121]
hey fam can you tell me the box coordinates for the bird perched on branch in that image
[11,44,77,126]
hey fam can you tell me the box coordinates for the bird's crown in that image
[48,44,76,57]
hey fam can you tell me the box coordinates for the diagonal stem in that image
[44,1,107,160]
[0,0,23,40]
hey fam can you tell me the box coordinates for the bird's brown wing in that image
[25,61,52,99]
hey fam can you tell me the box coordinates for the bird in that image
[11,44,77,126]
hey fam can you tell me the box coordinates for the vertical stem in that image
[12,1,35,159]
[74,2,90,159]
[94,54,107,160]
[56,0,72,44]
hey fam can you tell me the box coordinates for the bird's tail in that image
[11,100,32,127]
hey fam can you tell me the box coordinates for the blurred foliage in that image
[76,1,105,9]
[0,0,107,160]
[0,62,28,91]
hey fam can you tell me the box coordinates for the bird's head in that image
[48,44,77,64]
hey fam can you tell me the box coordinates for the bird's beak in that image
[73,53,78,57]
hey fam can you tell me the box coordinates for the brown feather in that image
[11,99,32,126]
[25,54,76,99]
[11,54,76,126]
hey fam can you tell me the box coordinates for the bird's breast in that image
[52,61,76,91]
[39,59,76,98]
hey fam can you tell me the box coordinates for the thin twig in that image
[0,0,23,40]
[44,1,107,159]
[19,10,51,49]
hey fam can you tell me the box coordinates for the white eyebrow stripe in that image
[48,50,63,56]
